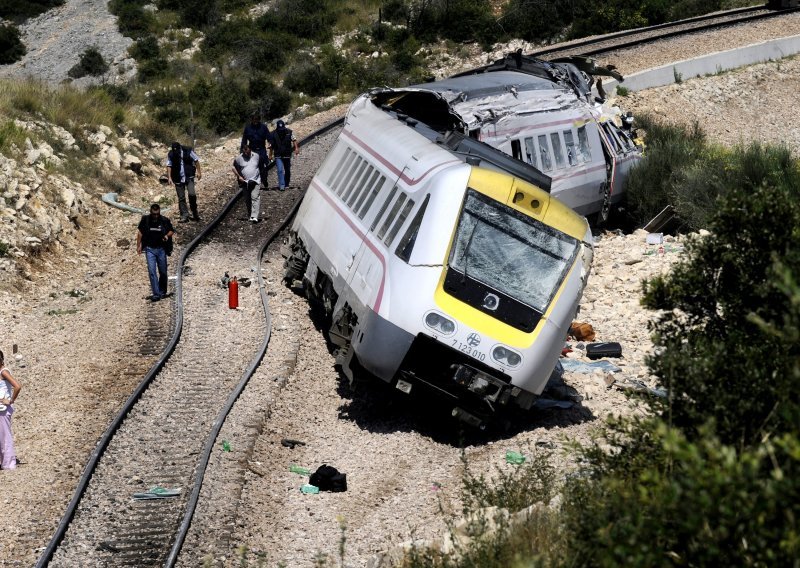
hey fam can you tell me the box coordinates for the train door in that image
[597,119,639,219]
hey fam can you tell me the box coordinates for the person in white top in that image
[0,350,21,470]
[232,145,263,223]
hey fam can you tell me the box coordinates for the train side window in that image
[601,123,622,153]
[511,139,522,161]
[344,162,370,206]
[395,195,430,262]
[550,133,565,170]
[563,130,578,166]
[384,197,415,246]
[537,135,552,172]
[330,148,356,193]
[377,193,407,241]
[524,137,536,166]
[326,146,350,187]
[340,157,367,200]
[359,175,386,220]
[577,125,592,162]
[337,155,363,197]
[370,185,398,232]
[354,169,381,213]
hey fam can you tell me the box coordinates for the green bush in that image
[561,423,800,566]
[623,115,707,228]
[262,0,339,43]
[109,1,156,39]
[137,57,168,82]
[499,0,571,42]
[203,78,248,134]
[67,47,109,79]
[0,24,25,64]
[284,62,336,97]
[247,75,292,119]
[129,35,160,61]
[641,153,800,445]
[0,0,64,21]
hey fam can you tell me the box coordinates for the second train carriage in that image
[369,53,643,222]
[283,92,594,426]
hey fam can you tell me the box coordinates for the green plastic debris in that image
[506,450,526,465]
[301,484,320,494]
[290,465,310,475]
[221,440,231,452]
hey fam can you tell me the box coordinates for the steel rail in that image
[164,116,344,566]
[571,8,800,58]
[35,184,245,567]
[529,5,765,58]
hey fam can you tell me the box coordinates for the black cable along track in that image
[36,117,345,568]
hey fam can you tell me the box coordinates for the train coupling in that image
[450,364,512,405]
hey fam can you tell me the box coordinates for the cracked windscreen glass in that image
[449,189,579,313]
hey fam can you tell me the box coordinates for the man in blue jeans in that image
[269,119,299,191]
[136,203,175,302]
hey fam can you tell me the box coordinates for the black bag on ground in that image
[586,342,622,359]
[309,464,347,492]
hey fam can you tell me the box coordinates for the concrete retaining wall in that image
[599,34,800,95]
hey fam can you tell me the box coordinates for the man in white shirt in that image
[232,145,262,223]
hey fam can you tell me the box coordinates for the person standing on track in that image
[269,119,299,191]
[232,145,263,223]
[240,112,272,189]
[0,350,21,471]
[136,203,175,302]
[166,142,202,223]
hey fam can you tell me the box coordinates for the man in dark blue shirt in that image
[240,112,272,188]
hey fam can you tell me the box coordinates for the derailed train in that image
[282,59,599,426]
[373,53,643,222]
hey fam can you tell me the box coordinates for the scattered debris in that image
[560,359,621,374]
[132,486,181,500]
[281,438,306,449]
[569,321,596,341]
[616,378,667,398]
[301,484,320,494]
[309,464,347,492]
[289,465,310,475]
[646,232,664,245]
[586,342,622,359]
[505,451,526,465]
[221,440,231,452]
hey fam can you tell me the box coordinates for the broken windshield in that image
[449,190,579,313]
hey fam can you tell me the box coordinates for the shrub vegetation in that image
[67,47,109,79]
[0,24,25,64]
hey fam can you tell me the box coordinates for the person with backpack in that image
[136,203,175,302]
[232,145,263,223]
[240,112,272,188]
[166,141,202,223]
[269,119,299,191]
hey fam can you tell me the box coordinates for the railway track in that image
[35,120,344,568]
[528,5,799,60]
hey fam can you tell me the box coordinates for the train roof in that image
[372,70,592,133]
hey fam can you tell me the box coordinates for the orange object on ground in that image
[228,276,239,309]
[569,322,596,341]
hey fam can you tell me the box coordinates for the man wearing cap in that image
[166,142,202,223]
[240,112,271,188]
[269,119,299,191]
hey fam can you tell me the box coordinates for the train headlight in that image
[424,311,456,336]
[492,345,522,368]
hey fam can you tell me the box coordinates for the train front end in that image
[386,167,593,423]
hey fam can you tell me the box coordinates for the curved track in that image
[36,119,344,568]
[531,5,799,59]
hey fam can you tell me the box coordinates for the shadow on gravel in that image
[334,375,595,447]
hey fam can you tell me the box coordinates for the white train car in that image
[283,92,593,426]
[370,54,642,221]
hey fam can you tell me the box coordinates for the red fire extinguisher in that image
[228,276,239,309]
